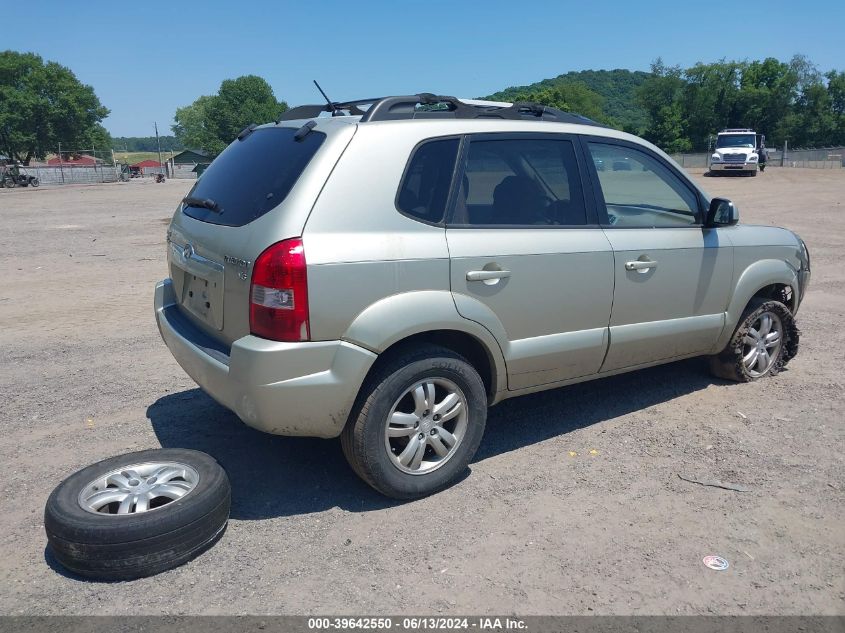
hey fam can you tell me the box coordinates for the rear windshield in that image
[181,127,326,227]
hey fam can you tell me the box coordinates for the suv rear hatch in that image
[166,121,356,346]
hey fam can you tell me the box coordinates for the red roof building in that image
[131,159,162,169]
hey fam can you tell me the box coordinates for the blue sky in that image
[5,0,844,137]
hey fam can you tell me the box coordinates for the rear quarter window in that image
[396,138,460,224]
[182,127,325,227]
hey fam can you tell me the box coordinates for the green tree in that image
[82,124,115,165]
[636,59,689,149]
[173,94,216,153]
[0,51,110,164]
[172,76,287,156]
[486,81,609,124]
[825,70,845,145]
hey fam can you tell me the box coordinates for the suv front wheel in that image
[341,345,487,499]
[709,298,798,381]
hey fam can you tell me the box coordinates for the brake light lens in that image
[250,238,309,341]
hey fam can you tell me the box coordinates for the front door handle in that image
[466,269,511,282]
[625,260,658,271]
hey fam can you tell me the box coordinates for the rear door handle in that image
[625,260,658,271]
[466,269,511,282]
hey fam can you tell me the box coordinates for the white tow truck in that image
[709,128,764,176]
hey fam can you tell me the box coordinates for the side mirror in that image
[706,197,739,227]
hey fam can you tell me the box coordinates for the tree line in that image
[112,136,183,152]
[1,49,842,164]
[637,55,845,152]
[486,56,844,152]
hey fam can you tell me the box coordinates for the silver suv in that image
[155,95,810,498]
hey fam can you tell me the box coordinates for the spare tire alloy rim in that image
[385,378,468,475]
[78,461,200,515]
[743,311,783,378]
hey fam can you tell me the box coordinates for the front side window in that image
[396,138,460,224]
[451,138,587,226]
[587,142,699,227]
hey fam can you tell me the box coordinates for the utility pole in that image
[154,122,163,176]
[58,142,65,184]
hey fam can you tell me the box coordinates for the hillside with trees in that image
[112,136,183,152]
[485,69,650,132]
[485,57,844,153]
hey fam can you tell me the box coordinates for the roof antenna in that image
[314,80,341,116]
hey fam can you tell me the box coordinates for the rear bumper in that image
[154,279,377,438]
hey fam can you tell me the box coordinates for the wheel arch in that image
[714,259,799,351]
[342,290,507,402]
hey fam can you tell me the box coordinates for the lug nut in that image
[414,421,419,428]
[418,433,424,440]
[433,414,441,421]
[430,429,437,436]
[423,410,430,417]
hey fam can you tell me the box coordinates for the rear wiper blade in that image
[182,196,222,213]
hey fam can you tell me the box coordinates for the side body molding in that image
[713,258,799,351]
[342,291,509,398]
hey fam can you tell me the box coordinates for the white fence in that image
[20,165,121,185]
[169,164,200,180]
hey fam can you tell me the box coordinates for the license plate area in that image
[182,273,221,327]
[169,241,225,330]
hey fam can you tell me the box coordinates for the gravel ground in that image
[0,169,842,615]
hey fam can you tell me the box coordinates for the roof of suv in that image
[267,97,651,156]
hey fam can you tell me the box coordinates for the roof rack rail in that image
[278,94,606,127]
[277,98,383,122]
[361,94,605,126]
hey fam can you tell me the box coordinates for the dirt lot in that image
[0,169,842,616]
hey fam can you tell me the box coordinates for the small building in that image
[171,149,212,165]
[167,149,212,179]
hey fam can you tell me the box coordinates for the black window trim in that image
[577,135,708,229]
[393,134,465,228]
[444,132,601,230]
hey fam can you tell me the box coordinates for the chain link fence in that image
[670,147,844,169]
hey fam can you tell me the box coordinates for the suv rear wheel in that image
[341,345,487,499]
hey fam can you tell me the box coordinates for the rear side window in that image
[451,138,587,226]
[182,127,325,227]
[396,138,460,224]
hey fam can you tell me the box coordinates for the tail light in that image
[250,238,309,341]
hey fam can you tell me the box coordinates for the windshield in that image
[716,134,756,149]
[182,126,325,227]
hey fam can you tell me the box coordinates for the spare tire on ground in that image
[45,448,230,581]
